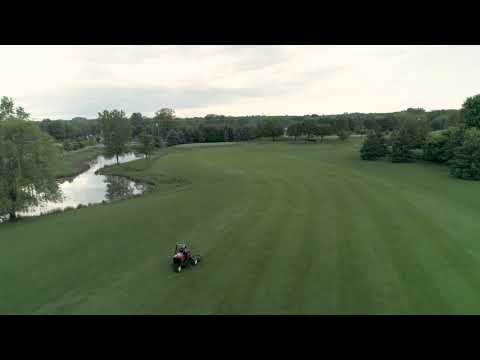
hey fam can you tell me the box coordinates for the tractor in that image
[172,243,202,273]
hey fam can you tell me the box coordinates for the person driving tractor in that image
[172,243,201,273]
[181,245,191,258]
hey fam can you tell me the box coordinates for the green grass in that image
[2,138,480,314]
[54,145,105,178]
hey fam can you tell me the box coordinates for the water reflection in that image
[105,175,145,201]
[16,153,145,218]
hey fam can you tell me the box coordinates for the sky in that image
[1,45,479,120]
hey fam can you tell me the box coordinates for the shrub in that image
[391,128,415,163]
[337,130,351,141]
[360,131,388,160]
[449,128,480,180]
[423,129,452,163]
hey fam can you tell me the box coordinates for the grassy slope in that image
[54,145,105,178]
[2,138,480,314]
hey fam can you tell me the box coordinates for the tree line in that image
[360,94,480,180]
[0,93,473,222]
[38,108,461,150]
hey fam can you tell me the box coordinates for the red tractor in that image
[172,243,202,273]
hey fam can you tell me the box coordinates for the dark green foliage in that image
[391,127,415,163]
[154,108,175,138]
[337,130,351,141]
[0,103,61,220]
[139,132,155,158]
[286,123,302,141]
[62,137,96,152]
[166,129,185,146]
[259,119,284,141]
[39,117,101,142]
[423,130,451,163]
[448,128,480,180]
[461,94,480,129]
[316,123,332,141]
[130,113,145,138]
[334,115,351,141]
[301,119,318,141]
[0,96,15,122]
[444,126,465,161]
[423,127,464,163]
[99,110,132,164]
[360,131,388,160]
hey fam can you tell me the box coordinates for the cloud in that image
[1,45,479,119]
[22,83,302,119]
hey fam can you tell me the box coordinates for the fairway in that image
[2,138,480,314]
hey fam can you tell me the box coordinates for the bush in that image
[166,129,185,146]
[423,127,464,163]
[449,128,480,180]
[423,129,452,163]
[63,141,72,151]
[391,128,415,163]
[360,131,388,160]
[337,130,351,141]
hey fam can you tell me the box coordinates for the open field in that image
[2,138,480,314]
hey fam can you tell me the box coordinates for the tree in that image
[422,127,464,163]
[316,123,332,142]
[391,127,415,162]
[129,112,145,138]
[335,115,351,141]
[400,117,428,149]
[287,123,302,141]
[444,126,465,161]
[166,128,185,147]
[301,119,318,142]
[360,130,388,160]
[449,128,480,180]
[154,108,175,137]
[138,132,155,159]
[0,104,61,221]
[99,110,132,165]
[461,94,480,129]
[0,96,14,121]
[260,119,284,141]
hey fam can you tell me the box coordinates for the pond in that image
[16,152,146,218]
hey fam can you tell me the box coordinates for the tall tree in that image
[129,112,145,138]
[99,110,132,165]
[287,123,302,141]
[154,108,175,138]
[391,127,415,162]
[335,115,351,141]
[0,101,61,221]
[360,130,388,160]
[461,94,480,129]
[301,119,318,142]
[449,128,480,180]
[260,118,284,141]
[0,96,15,122]
[138,131,155,159]
[316,123,332,142]
[166,128,185,146]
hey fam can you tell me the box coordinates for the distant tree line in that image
[38,107,461,150]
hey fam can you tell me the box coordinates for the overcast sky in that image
[1,45,479,120]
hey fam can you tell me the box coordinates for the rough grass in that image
[2,138,480,314]
[54,145,105,179]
